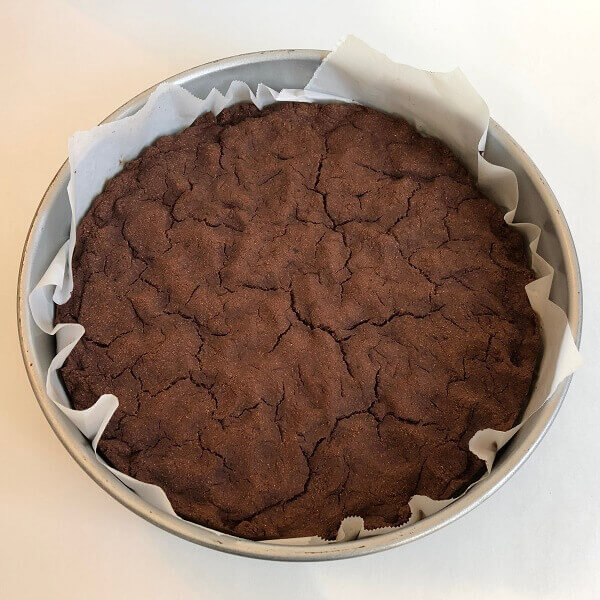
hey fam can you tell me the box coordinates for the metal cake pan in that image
[17,49,583,561]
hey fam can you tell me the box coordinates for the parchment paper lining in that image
[29,36,582,545]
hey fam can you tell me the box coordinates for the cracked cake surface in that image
[57,101,540,540]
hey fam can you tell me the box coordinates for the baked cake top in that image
[57,102,539,540]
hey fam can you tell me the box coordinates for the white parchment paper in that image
[29,36,582,544]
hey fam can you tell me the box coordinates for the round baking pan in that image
[17,49,582,561]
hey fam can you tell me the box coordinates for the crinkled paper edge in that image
[28,36,582,545]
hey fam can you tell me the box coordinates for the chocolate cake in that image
[57,102,540,540]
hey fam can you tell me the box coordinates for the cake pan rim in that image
[17,48,583,561]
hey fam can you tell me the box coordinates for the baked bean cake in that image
[57,102,540,540]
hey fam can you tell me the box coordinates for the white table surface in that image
[2,1,599,598]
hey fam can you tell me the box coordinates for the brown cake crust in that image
[57,102,540,540]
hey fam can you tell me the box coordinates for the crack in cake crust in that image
[57,102,540,540]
